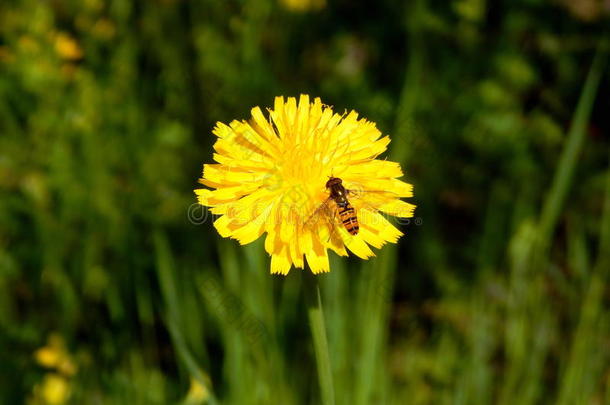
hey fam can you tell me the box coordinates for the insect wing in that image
[305,198,343,244]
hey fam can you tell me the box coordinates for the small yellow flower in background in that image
[54,32,83,61]
[34,334,77,376]
[195,95,415,274]
[37,374,71,405]
[183,376,210,404]
[30,334,76,405]
[279,0,326,12]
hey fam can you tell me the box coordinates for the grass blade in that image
[539,45,608,242]
[306,277,336,405]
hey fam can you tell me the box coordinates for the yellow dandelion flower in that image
[195,95,415,275]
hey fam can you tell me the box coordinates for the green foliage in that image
[1,0,609,404]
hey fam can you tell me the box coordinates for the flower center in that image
[271,143,329,211]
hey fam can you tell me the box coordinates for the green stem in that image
[306,277,336,405]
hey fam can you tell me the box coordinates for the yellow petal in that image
[357,226,386,249]
[305,236,330,274]
[289,229,305,269]
[250,106,279,141]
[212,152,273,171]
[203,163,269,184]
[271,249,292,275]
[231,203,274,245]
[345,160,403,179]
[213,215,235,238]
[343,136,390,163]
[270,97,287,139]
[284,97,298,132]
[377,200,416,218]
[195,185,257,206]
[264,214,282,255]
[212,121,275,162]
[341,229,375,259]
[359,209,403,244]
[387,179,414,197]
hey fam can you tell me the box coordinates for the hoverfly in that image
[324,177,359,235]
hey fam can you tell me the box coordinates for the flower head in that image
[196,95,415,274]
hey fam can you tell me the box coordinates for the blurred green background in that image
[1,0,609,404]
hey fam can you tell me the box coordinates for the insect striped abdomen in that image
[338,204,359,235]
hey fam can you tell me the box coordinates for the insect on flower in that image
[195,95,415,275]
[308,176,406,243]
[314,176,360,236]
